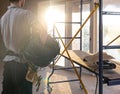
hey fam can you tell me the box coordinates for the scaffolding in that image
[47,0,120,94]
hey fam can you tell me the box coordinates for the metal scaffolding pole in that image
[99,0,103,94]
[80,0,83,50]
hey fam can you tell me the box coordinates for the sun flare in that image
[45,6,65,31]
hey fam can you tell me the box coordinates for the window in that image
[103,1,120,61]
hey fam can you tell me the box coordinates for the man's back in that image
[1,5,32,54]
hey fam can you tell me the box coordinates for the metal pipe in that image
[99,0,103,94]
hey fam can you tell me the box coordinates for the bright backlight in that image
[45,7,65,31]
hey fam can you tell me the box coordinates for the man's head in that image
[9,0,25,7]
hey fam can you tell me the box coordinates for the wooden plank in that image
[61,50,92,69]
[61,50,120,84]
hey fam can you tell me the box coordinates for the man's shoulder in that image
[18,8,33,16]
[17,8,30,13]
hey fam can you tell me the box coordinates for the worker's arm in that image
[26,10,48,44]
[32,21,48,45]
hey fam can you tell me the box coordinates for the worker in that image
[0,0,53,94]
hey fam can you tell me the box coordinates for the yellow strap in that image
[54,26,88,94]
[106,35,120,46]
[55,3,99,64]
[50,3,99,94]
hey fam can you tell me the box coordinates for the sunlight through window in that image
[45,6,65,33]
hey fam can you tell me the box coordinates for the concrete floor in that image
[0,62,120,94]
[47,68,120,94]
